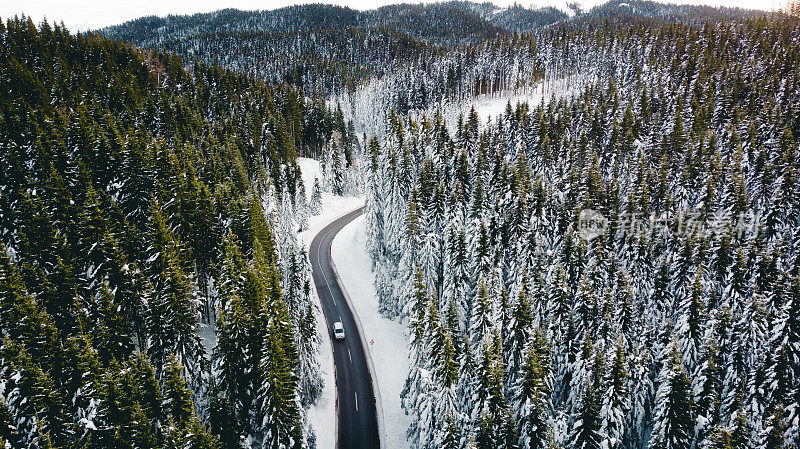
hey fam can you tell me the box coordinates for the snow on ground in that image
[298,157,365,449]
[336,71,585,138]
[424,77,584,134]
[198,322,217,354]
[441,84,548,128]
[191,157,360,448]
[331,215,412,449]
[297,157,322,202]
[297,157,364,241]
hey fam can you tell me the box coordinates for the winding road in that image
[309,207,380,449]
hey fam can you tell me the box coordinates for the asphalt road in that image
[309,207,380,449]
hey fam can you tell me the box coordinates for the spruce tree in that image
[569,347,602,449]
[516,328,552,449]
[163,356,194,430]
[309,178,323,215]
[649,344,694,449]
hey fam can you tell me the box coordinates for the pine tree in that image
[144,205,205,381]
[694,331,722,449]
[214,294,252,431]
[706,411,748,449]
[0,342,72,448]
[89,354,161,448]
[569,347,602,449]
[166,417,221,449]
[208,393,239,449]
[649,343,694,449]
[91,281,135,364]
[469,280,494,355]
[440,414,462,449]
[163,356,194,430]
[297,300,322,406]
[309,178,323,215]
[599,339,629,449]
[516,328,552,449]
[0,398,22,448]
[507,280,534,385]
[676,269,705,371]
[259,304,302,449]
[330,140,345,196]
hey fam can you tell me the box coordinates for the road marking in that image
[314,210,357,305]
[315,228,333,294]
[314,221,340,298]
[312,210,370,424]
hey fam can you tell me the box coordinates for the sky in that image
[0,0,785,32]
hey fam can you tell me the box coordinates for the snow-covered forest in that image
[0,17,364,448]
[365,14,800,449]
[2,1,800,449]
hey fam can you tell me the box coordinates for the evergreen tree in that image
[599,339,629,449]
[163,356,194,430]
[516,328,552,449]
[569,347,602,449]
[649,344,694,449]
[309,178,323,215]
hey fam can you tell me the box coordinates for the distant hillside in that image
[99,0,774,97]
[102,0,771,47]
[98,1,559,96]
[585,0,771,22]
[102,2,510,48]
[444,1,569,31]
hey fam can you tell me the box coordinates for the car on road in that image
[333,321,345,340]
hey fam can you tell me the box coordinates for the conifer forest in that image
[1,0,800,448]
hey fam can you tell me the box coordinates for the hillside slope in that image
[0,17,343,449]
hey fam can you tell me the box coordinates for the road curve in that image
[309,207,380,449]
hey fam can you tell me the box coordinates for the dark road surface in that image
[309,207,380,449]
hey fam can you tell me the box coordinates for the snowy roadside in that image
[297,157,365,449]
[331,215,411,449]
[192,157,360,449]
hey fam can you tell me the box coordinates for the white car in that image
[333,321,345,340]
